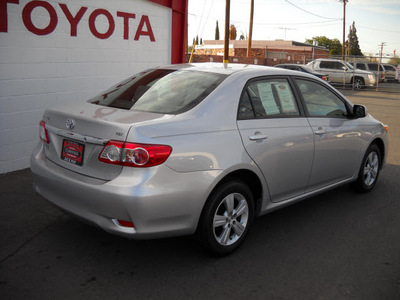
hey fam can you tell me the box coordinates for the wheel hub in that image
[213,193,249,246]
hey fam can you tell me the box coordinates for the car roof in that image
[158,62,281,75]
[154,62,321,83]
[275,63,306,67]
[313,58,347,62]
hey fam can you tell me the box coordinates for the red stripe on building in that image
[149,0,187,64]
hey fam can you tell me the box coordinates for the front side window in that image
[319,61,332,69]
[332,62,346,70]
[89,69,227,114]
[238,78,300,119]
[320,61,346,70]
[295,79,348,118]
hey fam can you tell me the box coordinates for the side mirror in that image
[342,66,348,71]
[353,104,367,118]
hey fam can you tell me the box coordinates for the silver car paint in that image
[238,117,314,202]
[31,63,388,239]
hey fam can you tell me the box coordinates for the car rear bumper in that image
[31,143,220,239]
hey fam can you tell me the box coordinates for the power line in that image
[195,1,208,38]
[189,12,341,26]
[199,0,216,38]
[284,0,341,20]
[357,25,400,34]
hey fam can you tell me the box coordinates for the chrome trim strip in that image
[46,124,108,145]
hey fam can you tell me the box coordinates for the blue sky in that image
[188,0,400,56]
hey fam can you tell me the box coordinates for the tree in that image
[229,24,237,40]
[305,36,342,55]
[215,20,220,40]
[347,21,363,56]
[200,38,203,45]
[196,35,199,45]
[389,55,400,66]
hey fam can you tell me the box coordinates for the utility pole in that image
[377,42,386,91]
[247,0,254,57]
[223,0,231,67]
[340,0,348,60]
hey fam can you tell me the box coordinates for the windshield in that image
[89,69,227,114]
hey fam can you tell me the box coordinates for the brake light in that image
[112,219,135,228]
[39,120,49,144]
[99,141,172,167]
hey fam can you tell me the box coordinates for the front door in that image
[294,78,362,192]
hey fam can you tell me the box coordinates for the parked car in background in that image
[307,59,376,89]
[350,62,386,83]
[382,64,399,82]
[31,63,388,255]
[274,63,330,82]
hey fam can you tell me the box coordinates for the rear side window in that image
[368,64,378,71]
[296,79,348,118]
[238,78,300,119]
[89,69,227,114]
[385,65,395,71]
[356,63,366,70]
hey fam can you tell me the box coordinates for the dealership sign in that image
[1,0,156,41]
[0,0,187,174]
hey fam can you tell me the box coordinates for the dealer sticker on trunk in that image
[61,139,85,166]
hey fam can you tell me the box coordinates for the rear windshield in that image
[89,69,227,114]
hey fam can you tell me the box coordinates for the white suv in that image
[307,59,376,89]
[351,62,386,83]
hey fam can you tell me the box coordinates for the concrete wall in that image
[0,0,175,173]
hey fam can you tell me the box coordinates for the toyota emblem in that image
[66,118,75,130]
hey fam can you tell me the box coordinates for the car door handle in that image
[249,134,268,141]
[314,128,327,135]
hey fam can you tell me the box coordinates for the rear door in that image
[237,77,314,202]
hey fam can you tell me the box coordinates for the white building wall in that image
[0,0,172,173]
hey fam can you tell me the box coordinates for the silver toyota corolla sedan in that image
[31,63,389,255]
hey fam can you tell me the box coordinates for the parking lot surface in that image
[1,85,399,299]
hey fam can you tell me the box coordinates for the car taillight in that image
[99,141,172,167]
[112,219,135,228]
[39,120,49,144]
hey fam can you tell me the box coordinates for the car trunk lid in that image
[41,102,169,180]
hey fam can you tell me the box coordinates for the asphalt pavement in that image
[1,86,399,299]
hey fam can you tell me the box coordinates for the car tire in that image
[351,144,381,193]
[353,77,365,90]
[197,180,254,256]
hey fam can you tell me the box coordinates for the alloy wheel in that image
[363,151,379,187]
[213,193,249,246]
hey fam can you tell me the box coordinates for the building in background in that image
[0,0,187,173]
[190,40,329,65]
